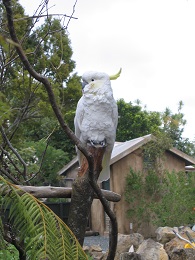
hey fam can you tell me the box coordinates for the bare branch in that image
[0,168,21,185]
[0,184,121,202]
[0,146,21,174]
[0,127,28,179]
[65,0,78,29]
[10,14,78,22]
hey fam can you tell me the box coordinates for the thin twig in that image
[0,168,21,185]
[0,146,21,174]
[65,0,78,29]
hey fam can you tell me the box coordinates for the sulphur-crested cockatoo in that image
[74,69,121,182]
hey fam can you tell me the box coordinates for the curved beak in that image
[82,80,88,89]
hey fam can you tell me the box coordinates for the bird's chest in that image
[83,94,113,118]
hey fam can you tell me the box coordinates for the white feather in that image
[74,71,118,182]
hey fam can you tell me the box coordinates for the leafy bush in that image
[125,168,195,227]
[0,243,19,260]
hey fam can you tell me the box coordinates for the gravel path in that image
[84,235,109,252]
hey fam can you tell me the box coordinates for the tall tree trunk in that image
[67,175,94,245]
[67,145,105,246]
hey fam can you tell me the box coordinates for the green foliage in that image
[27,140,69,185]
[0,243,19,260]
[125,168,158,224]
[0,177,87,259]
[151,171,195,227]
[116,99,161,141]
[0,92,11,125]
[116,99,195,156]
[142,132,173,172]
[161,101,186,143]
[125,168,195,227]
[160,101,195,155]
[5,140,69,185]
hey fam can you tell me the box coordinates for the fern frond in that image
[0,176,87,259]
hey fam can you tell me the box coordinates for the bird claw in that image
[87,139,107,147]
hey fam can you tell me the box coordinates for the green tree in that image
[0,0,82,185]
[116,99,161,141]
[116,99,195,156]
[161,101,195,155]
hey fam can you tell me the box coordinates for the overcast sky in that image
[20,0,195,141]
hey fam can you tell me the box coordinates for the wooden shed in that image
[58,134,195,237]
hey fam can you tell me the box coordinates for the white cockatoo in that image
[74,69,121,182]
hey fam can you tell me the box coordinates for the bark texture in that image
[67,146,105,246]
[1,185,121,201]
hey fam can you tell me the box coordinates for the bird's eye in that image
[91,79,94,81]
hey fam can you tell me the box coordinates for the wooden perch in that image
[1,185,121,202]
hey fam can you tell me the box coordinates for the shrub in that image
[125,168,195,227]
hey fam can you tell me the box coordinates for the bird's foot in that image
[87,139,107,148]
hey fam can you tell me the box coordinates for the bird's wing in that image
[74,97,89,167]
[98,100,118,182]
[74,97,84,140]
[112,101,118,129]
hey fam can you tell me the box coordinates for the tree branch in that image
[0,184,121,201]
[0,168,21,185]
[10,14,78,22]
[0,126,29,183]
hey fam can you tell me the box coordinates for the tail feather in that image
[98,151,111,182]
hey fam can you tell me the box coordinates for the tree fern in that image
[0,177,87,259]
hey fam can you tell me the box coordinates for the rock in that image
[177,226,195,236]
[91,251,105,260]
[115,233,144,260]
[83,245,90,251]
[129,233,145,251]
[90,245,102,252]
[165,234,195,259]
[165,237,186,252]
[156,226,177,244]
[120,252,143,259]
[168,248,195,260]
[87,245,106,260]
[136,238,169,260]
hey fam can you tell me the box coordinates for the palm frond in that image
[0,176,87,259]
